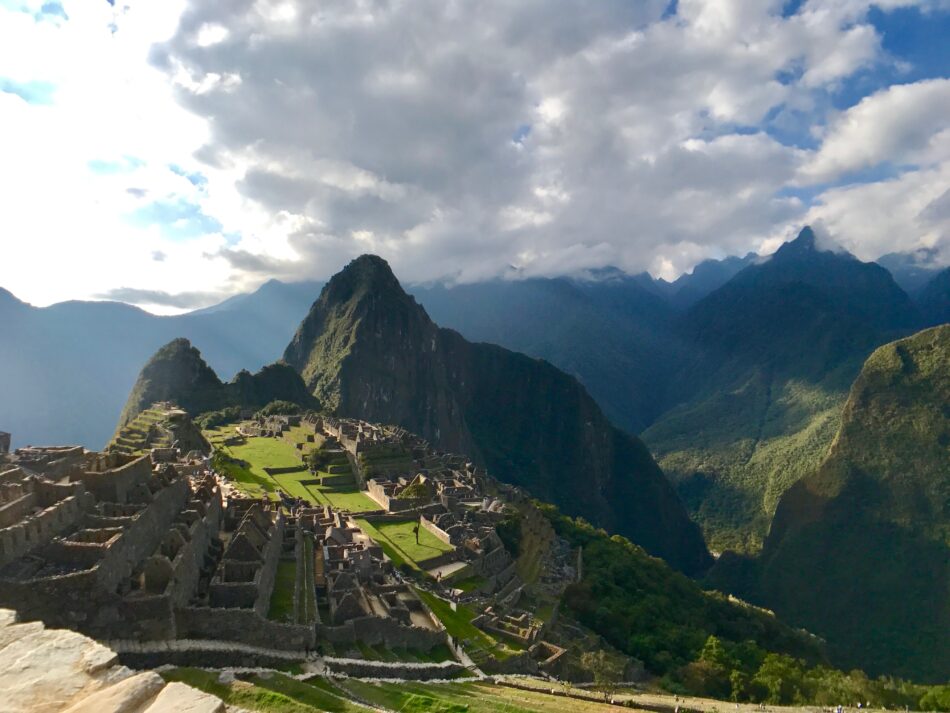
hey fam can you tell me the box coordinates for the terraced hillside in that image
[109,403,208,456]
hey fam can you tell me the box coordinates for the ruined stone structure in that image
[0,431,10,454]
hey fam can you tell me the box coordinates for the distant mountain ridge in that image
[3,226,947,554]
[643,227,922,550]
[284,254,712,574]
[0,280,319,448]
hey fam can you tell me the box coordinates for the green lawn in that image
[338,680,627,713]
[414,589,523,663]
[268,560,296,622]
[207,432,377,512]
[355,519,454,568]
[350,641,456,663]
[299,537,316,625]
[161,668,365,713]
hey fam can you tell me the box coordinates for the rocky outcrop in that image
[284,255,711,575]
[0,608,224,712]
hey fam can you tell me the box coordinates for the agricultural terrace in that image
[203,425,378,512]
[354,518,454,569]
[162,669,636,713]
[414,589,524,664]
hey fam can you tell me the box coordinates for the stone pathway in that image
[0,609,225,713]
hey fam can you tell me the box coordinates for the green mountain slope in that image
[918,266,950,326]
[714,325,949,681]
[117,337,318,430]
[284,255,712,574]
[643,228,920,552]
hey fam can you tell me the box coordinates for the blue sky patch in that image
[88,156,146,174]
[0,77,56,104]
[127,199,223,240]
[169,163,208,188]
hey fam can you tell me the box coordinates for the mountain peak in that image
[774,226,818,258]
[338,254,401,288]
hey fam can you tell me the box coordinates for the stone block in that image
[142,681,225,713]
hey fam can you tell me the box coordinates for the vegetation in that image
[645,229,919,552]
[581,650,624,702]
[211,450,277,499]
[195,406,241,429]
[117,337,317,431]
[355,519,454,568]
[339,679,629,713]
[495,513,522,557]
[542,503,823,677]
[414,588,521,662]
[676,635,945,709]
[256,400,306,417]
[161,668,365,713]
[747,325,950,681]
[281,253,710,575]
[210,433,377,511]
[268,560,296,621]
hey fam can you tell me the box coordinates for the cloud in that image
[0,0,948,308]
[807,162,950,261]
[97,286,225,309]
[802,78,950,181]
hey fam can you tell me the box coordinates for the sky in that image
[0,0,948,314]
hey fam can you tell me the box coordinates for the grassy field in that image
[161,668,366,713]
[268,560,297,622]
[163,668,635,713]
[349,640,457,663]
[338,680,631,713]
[414,589,522,663]
[354,519,454,568]
[299,537,316,624]
[204,429,378,511]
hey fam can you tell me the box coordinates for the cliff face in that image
[756,325,950,681]
[284,255,711,574]
[118,338,317,431]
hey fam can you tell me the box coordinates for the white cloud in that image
[803,79,950,181]
[0,0,948,308]
[807,163,950,260]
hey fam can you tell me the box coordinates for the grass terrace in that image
[338,679,629,713]
[355,518,455,569]
[414,589,523,663]
[268,560,296,622]
[204,428,378,511]
[161,668,365,713]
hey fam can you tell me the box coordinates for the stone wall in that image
[320,659,465,679]
[94,479,190,594]
[169,491,222,608]
[175,606,315,650]
[316,614,447,650]
[420,516,453,544]
[254,516,284,617]
[77,455,152,503]
[0,492,85,567]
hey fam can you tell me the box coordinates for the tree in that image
[582,650,624,702]
[730,670,749,702]
[753,653,806,705]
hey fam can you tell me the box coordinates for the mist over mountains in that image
[1,228,946,460]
